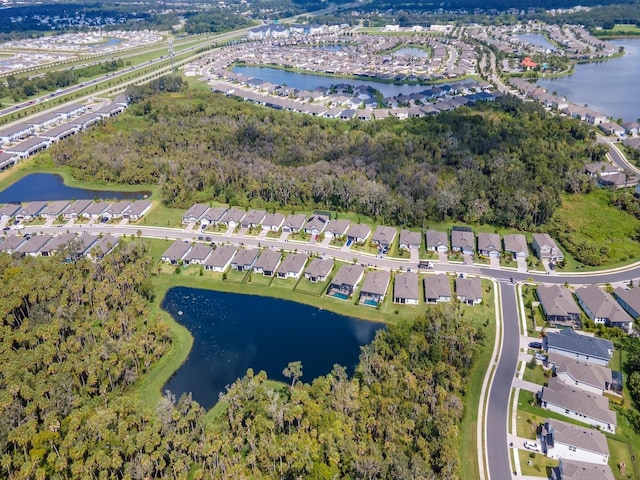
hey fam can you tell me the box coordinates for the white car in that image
[524,440,540,452]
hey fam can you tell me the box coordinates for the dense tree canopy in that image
[51,86,601,230]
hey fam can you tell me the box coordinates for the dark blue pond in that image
[162,287,385,409]
[0,173,150,203]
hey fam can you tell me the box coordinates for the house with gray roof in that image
[346,223,371,244]
[15,234,53,257]
[551,459,614,480]
[262,213,285,231]
[424,275,452,303]
[16,201,47,221]
[200,206,228,226]
[220,208,246,228]
[503,233,529,258]
[544,329,613,367]
[39,201,70,219]
[39,233,77,256]
[547,352,613,396]
[81,201,110,220]
[532,233,564,262]
[5,136,50,159]
[456,277,482,305]
[86,234,119,260]
[542,418,610,465]
[399,229,421,251]
[371,225,397,248]
[252,248,282,276]
[241,209,266,228]
[282,213,307,233]
[231,248,260,272]
[425,230,448,253]
[204,245,237,272]
[0,235,27,253]
[125,200,152,220]
[575,285,634,333]
[304,258,333,282]
[0,203,20,221]
[182,244,213,265]
[39,123,79,142]
[329,264,364,298]
[182,203,210,224]
[541,377,616,433]
[276,252,308,279]
[325,219,350,239]
[393,272,419,304]
[72,233,99,258]
[103,201,131,220]
[477,232,501,258]
[359,270,390,306]
[304,214,330,235]
[63,200,92,219]
[536,284,582,328]
[613,286,640,321]
[161,240,193,264]
[0,123,35,144]
[451,229,475,255]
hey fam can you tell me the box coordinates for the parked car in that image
[2,226,10,231]
[524,441,540,452]
[529,341,542,350]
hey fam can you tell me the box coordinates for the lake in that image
[0,173,149,204]
[538,38,640,122]
[233,65,449,97]
[393,46,429,58]
[516,33,556,52]
[161,287,385,409]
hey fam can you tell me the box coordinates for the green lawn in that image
[523,363,549,387]
[139,203,187,228]
[609,438,636,480]
[296,277,331,296]
[521,284,546,335]
[224,267,248,284]
[246,272,274,287]
[518,449,558,477]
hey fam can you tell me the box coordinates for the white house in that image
[542,419,610,465]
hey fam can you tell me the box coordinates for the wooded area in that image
[50,85,603,232]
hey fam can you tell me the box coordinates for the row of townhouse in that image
[0,232,119,260]
[0,199,152,223]
[536,283,637,333]
[426,228,563,262]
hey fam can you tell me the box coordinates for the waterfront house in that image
[161,240,192,264]
[63,200,92,220]
[204,245,237,272]
[39,200,70,220]
[329,264,364,298]
[393,272,419,305]
[0,203,20,221]
[276,252,308,279]
[231,248,260,272]
[81,201,110,220]
[16,201,47,221]
[456,277,482,305]
[536,284,582,328]
[542,419,610,465]
[424,275,452,303]
[182,244,213,266]
[5,137,50,159]
[304,258,333,282]
[575,285,634,333]
[359,270,391,306]
[425,230,448,253]
[252,248,282,276]
[0,152,18,171]
[543,329,613,367]
[124,200,152,221]
[102,201,130,221]
[532,233,563,262]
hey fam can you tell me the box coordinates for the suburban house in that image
[199,206,228,227]
[252,249,282,277]
[393,272,419,304]
[16,201,47,221]
[503,233,529,258]
[346,224,371,244]
[451,228,475,255]
[0,203,20,221]
[276,252,308,279]
[550,459,614,480]
[220,208,246,228]
[425,230,449,253]
[15,234,53,257]
[39,200,70,219]
[359,270,391,306]
[398,229,421,251]
[371,225,397,248]
[546,352,614,396]
[304,214,330,235]
[72,234,99,258]
[39,233,77,257]
[161,240,192,264]
[304,258,333,283]
[204,245,237,272]
[0,235,27,254]
[456,277,482,305]
[4,136,50,159]
[241,209,266,229]
[86,234,120,260]
[102,201,130,220]
[262,213,285,231]
[585,161,620,180]
[324,219,351,239]
[329,264,365,298]
[540,377,616,433]
[477,232,501,258]
[536,284,582,328]
[282,213,307,233]
[613,286,640,320]
[182,244,213,265]
[63,200,92,220]
[544,329,613,367]
[532,233,564,262]
[0,152,18,171]
[81,201,110,220]
[124,200,152,221]
[542,418,610,465]
[575,285,634,333]
[231,248,260,272]
[424,275,452,303]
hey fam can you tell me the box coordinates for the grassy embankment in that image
[593,24,640,38]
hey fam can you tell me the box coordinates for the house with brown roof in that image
[547,352,614,396]
[541,377,616,433]
[276,252,308,278]
[542,418,610,465]
[503,233,529,258]
[304,258,333,283]
[536,284,582,328]
[424,275,452,303]
[359,270,390,306]
[532,233,564,262]
[393,272,419,304]
[477,232,501,258]
[346,223,372,244]
[252,248,282,276]
[329,264,364,298]
[399,229,421,251]
[204,245,237,272]
[575,285,634,333]
[231,248,260,271]
[425,230,448,253]
[371,225,397,248]
[456,277,482,305]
